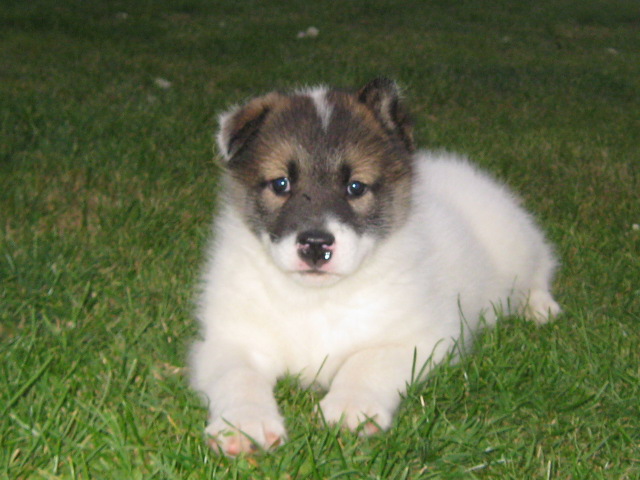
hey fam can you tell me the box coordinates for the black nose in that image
[297,230,335,267]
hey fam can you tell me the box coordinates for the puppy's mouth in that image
[295,268,336,276]
[299,269,332,276]
[291,268,343,286]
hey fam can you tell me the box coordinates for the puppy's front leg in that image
[319,345,423,434]
[191,344,285,455]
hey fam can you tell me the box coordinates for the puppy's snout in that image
[297,230,335,267]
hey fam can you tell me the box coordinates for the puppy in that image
[189,78,560,455]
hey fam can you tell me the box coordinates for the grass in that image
[1,0,639,478]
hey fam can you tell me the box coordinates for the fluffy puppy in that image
[189,78,560,455]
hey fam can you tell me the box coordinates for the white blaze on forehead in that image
[304,86,333,131]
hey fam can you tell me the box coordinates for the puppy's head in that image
[217,78,414,286]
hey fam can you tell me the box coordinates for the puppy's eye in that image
[270,177,291,195]
[347,180,367,197]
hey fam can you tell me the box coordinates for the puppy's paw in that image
[526,290,561,324]
[319,390,392,435]
[205,406,286,456]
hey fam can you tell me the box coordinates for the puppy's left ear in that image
[358,78,414,152]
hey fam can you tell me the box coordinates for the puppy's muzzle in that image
[297,230,334,268]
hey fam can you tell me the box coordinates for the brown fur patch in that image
[219,92,291,159]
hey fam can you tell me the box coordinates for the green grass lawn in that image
[1,0,639,478]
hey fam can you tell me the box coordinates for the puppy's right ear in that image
[357,78,414,152]
[216,93,284,162]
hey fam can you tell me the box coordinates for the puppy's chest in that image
[271,296,391,382]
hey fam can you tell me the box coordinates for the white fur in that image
[190,151,560,454]
[215,109,236,160]
[306,87,333,131]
